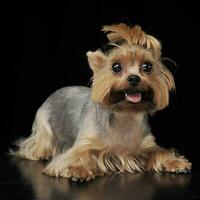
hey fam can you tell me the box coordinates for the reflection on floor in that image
[1,154,199,200]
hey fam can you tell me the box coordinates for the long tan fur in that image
[11,109,58,160]
[102,23,161,57]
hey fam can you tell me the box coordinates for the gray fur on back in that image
[37,86,110,150]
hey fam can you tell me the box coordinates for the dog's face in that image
[87,24,175,113]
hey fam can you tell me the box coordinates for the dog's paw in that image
[163,158,192,174]
[60,166,96,182]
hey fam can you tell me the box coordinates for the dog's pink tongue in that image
[126,93,142,103]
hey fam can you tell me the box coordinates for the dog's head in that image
[87,23,175,113]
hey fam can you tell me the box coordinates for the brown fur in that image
[102,24,161,57]
[145,148,192,173]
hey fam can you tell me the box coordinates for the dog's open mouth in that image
[109,88,153,105]
[125,91,142,104]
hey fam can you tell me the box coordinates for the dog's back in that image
[13,86,92,160]
[44,86,91,148]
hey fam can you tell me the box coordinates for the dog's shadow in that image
[10,157,191,200]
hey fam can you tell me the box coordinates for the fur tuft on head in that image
[102,23,161,58]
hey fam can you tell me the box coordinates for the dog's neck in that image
[112,111,146,122]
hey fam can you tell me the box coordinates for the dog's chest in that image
[107,112,147,153]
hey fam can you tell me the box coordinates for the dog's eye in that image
[112,63,123,74]
[141,62,153,73]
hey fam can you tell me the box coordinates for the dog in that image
[12,23,192,182]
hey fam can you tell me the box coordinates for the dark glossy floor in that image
[0,139,200,200]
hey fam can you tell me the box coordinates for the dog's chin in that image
[107,88,155,112]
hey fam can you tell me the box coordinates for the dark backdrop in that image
[5,1,200,163]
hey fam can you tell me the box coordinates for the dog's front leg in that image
[145,146,192,173]
[140,135,191,173]
[43,134,104,182]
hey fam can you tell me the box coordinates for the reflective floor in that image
[0,141,200,200]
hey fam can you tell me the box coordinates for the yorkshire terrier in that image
[13,23,191,182]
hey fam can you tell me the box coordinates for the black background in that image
[5,1,200,163]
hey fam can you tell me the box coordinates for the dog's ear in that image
[87,50,106,72]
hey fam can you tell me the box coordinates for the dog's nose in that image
[127,75,141,86]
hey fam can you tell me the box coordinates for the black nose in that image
[127,75,141,86]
